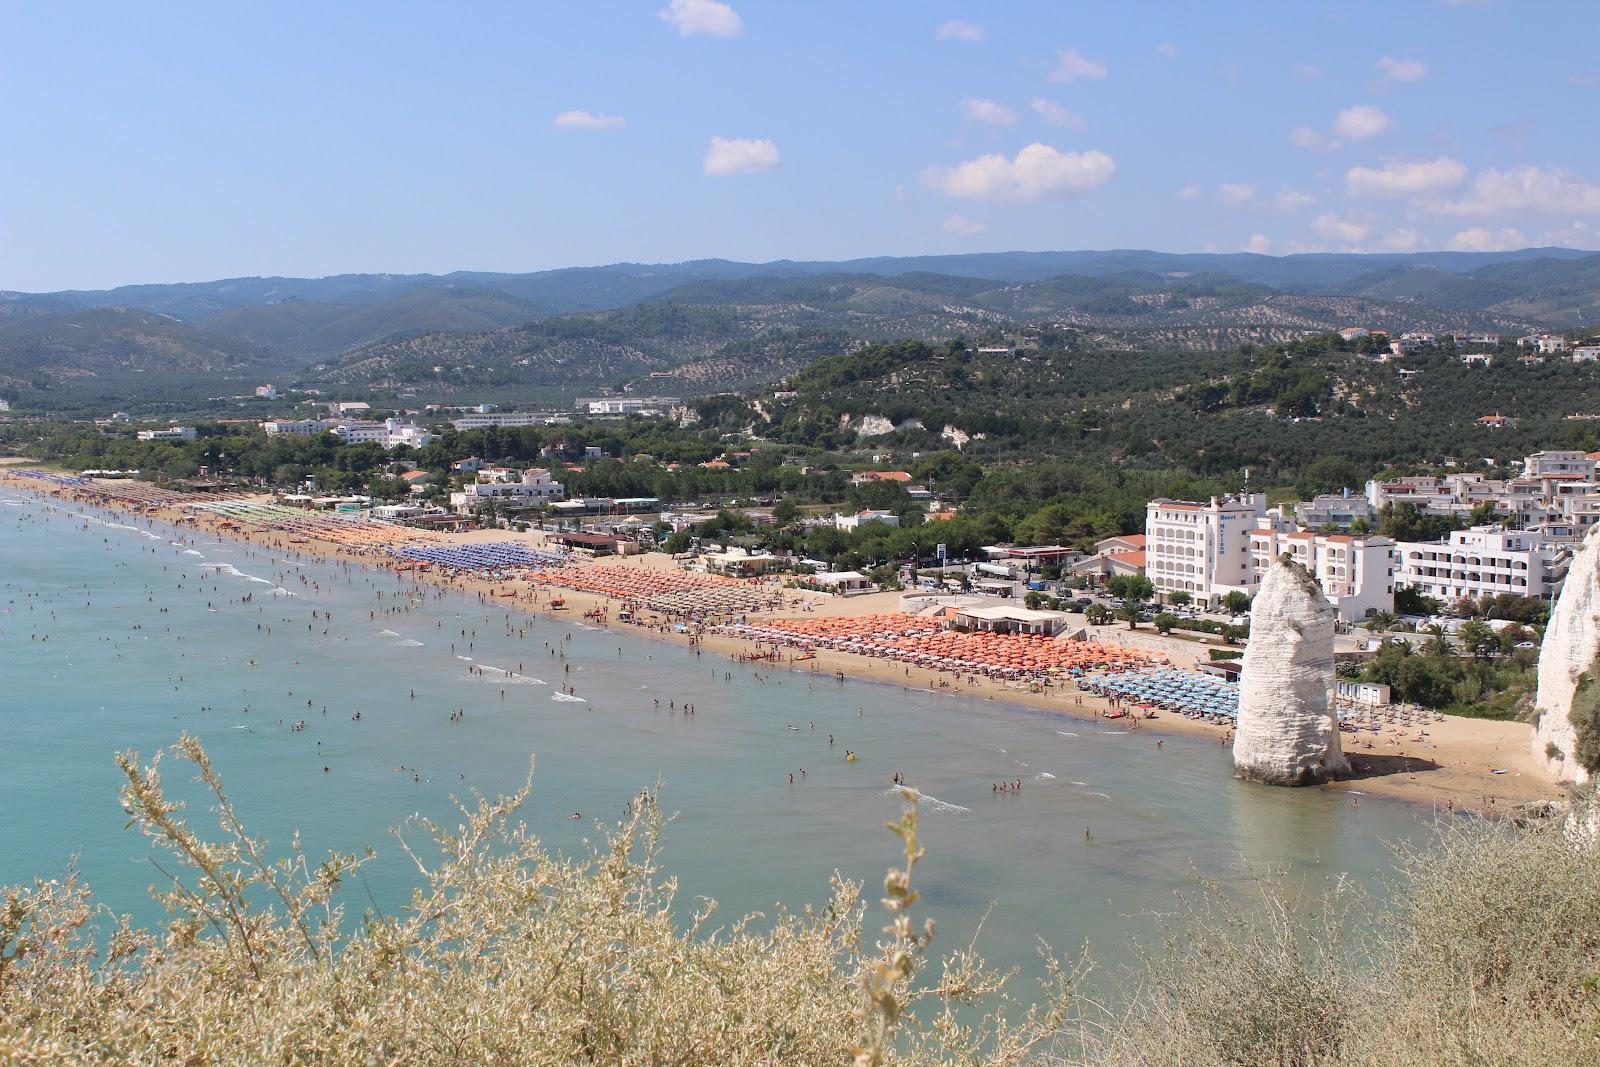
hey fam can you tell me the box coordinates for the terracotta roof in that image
[1106,550,1146,567]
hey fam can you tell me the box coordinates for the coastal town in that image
[12,398,1600,809]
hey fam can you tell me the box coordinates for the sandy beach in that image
[0,467,1563,812]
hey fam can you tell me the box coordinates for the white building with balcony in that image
[1395,526,1570,604]
[1247,529,1396,620]
[136,426,197,441]
[449,467,565,512]
[331,418,434,450]
[263,419,337,435]
[1144,494,1270,605]
[1523,450,1596,479]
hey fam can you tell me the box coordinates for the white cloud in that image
[1176,183,1201,201]
[959,97,1017,126]
[1029,98,1083,128]
[1332,104,1391,141]
[1346,157,1467,196]
[942,214,986,236]
[1293,105,1391,151]
[553,110,626,130]
[703,136,779,176]
[1447,226,1529,252]
[1245,233,1272,254]
[1375,56,1429,83]
[1311,213,1372,245]
[1290,125,1333,151]
[1155,41,1179,58]
[1433,165,1600,217]
[936,19,985,42]
[921,143,1115,202]
[1217,182,1256,204]
[1274,187,1318,212]
[1049,47,1107,83]
[658,0,741,37]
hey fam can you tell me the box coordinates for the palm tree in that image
[1367,610,1398,634]
[1421,624,1454,657]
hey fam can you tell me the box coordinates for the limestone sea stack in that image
[1531,525,1600,785]
[1232,556,1350,786]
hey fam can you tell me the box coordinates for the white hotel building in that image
[1146,494,1396,619]
[1144,494,1269,604]
[1394,526,1570,604]
[330,419,434,450]
[449,467,565,512]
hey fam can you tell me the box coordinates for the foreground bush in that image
[1,736,1598,1065]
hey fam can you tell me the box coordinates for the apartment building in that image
[1291,493,1379,529]
[1395,526,1571,603]
[263,419,337,435]
[450,412,570,430]
[1247,529,1396,620]
[1523,450,1597,479]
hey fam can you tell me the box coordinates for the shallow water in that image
[0,493,1429,980]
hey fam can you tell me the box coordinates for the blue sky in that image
[4,0,1599,291]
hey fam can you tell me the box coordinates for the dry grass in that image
[1,736,1597,1065]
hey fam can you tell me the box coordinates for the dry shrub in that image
[3,736,1598,1066]
[0,735,1069,1066]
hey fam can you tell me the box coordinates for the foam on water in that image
[882,787,972,814]
[1032,772,1057,781]
[551,692,587,703]
[196,562,273,584]
[479,665,545,685]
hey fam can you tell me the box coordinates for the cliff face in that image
[1233,557,1350,786]
[1532,527,1599,785]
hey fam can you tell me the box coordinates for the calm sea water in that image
[0,491,1429,980]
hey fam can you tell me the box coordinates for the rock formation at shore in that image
[1233,556,1349,786]
[1532,527,1600,785]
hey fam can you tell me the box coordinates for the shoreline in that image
[0,467,1563,813]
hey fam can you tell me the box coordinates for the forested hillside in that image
[711,334,1600,492]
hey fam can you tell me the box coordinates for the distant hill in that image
[198,287,544,358]
[5,248,1599,406]
[0,307,273,379]
[22,246,1598,321]
[1331,255,1600,325]
[316,304,753,396]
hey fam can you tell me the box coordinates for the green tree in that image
[1167,590,1193,608]
[1154,612,1178,635]
[1457,620,1499,660]
[1221,590,1252,616]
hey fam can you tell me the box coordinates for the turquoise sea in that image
[0,490,1430,980]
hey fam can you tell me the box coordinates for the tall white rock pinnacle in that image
[1233,556,1350,786]
[1532,526,1599,785]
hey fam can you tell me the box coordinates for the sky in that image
[4,0,1599,292]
